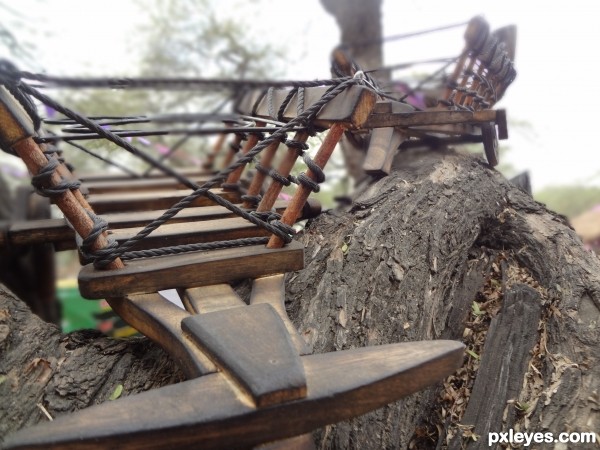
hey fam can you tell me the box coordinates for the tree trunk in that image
[320,0,384,78]
[1,150,599,449]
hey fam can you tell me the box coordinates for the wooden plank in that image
[250,274,311,355]
[3,340,464,450]
[363,127,406,177]
[82,175,213,194]
[76,168,213,182]
[2,200,297,250]
[182,284,246,314]
[86,188,241,214]
[237,85,376,128]
[78,240,305,299]
[362,109,498,129]
[182,303,307,407]
[108,217,271,253]
[108,293,216,379]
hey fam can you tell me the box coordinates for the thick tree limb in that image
[1,150,599,449]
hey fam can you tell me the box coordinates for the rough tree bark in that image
[320,0,384,77]
[1,150,599,449]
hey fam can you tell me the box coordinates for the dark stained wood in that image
[86,188,241,214]
[363,126,406,177]
[107,217,272,253]
[362,109,498,129]
[107,293,216,379]
[2,200,298,250]
[82,175,213,194]
[78,240,305,299]
[182,303,307,407]
[76,168,213,183]
[182,284,246,314]
[496,109,508,140]
[251,274,311,355]
[237,85,377,129]
[481,122,499,166]
[3,340,464,450]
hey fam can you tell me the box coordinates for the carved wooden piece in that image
[362,108,498,129]
[182,284,245,314]
[363,126,406,177]
[182,303,307,407]
[108,293,216,379]
[3,200,317,250]
[251,274,311,355]
[4,340,464,450]
[78,240,305,299]
[237,85,377,129]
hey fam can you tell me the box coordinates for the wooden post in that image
[223,122,265,189]
[255,131,310,213]
[12,138,124,270]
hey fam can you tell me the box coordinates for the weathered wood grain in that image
[78,241,305,299]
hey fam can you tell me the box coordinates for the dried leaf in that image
[109,384,123,401]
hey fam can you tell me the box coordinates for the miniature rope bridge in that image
[0,16,515,450]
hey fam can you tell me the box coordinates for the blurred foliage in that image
[534,185,600,219]
[45,0,285,174]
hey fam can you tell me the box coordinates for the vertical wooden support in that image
[13,138,124,270]
[223,122,265,189]
[222,133,245,169]
[241,139,280,209]
[203,123,230,170]
[267,124,346,249]
[255,131,309,213]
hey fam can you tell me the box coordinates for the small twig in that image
[36,403,53,421]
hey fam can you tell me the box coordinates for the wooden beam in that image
[107,217,272,253]
[237,85,376,129]
[82,175,213,194]
[78,240,304,299]
[3,340,464,450]
[2,200,318,250]
[182,284,245,314]
[76,168,213,183]
[362,109,498,129]
[108,293,216,379]
[86,188,241,214]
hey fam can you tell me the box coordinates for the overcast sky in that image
[3,0,599,191]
